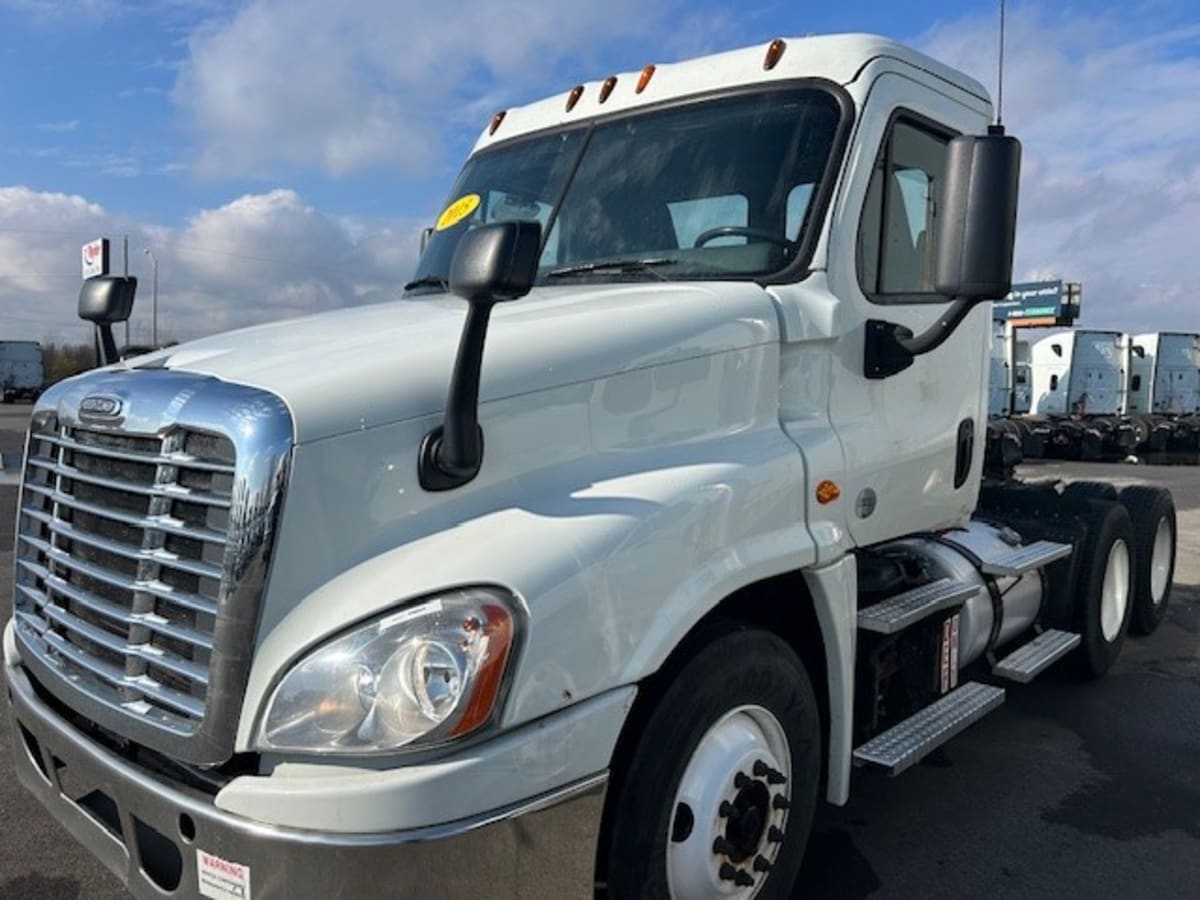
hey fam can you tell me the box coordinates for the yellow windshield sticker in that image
[435,193,481,231]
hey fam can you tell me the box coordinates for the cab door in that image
[823,71,992,546]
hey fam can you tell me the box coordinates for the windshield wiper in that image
[403,275,449,292]
[546,258,676,280]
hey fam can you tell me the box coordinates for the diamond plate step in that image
[853,682,1006,775]
[857,578,979,635]
[978,540,1073,577]
[993,629,1081,683]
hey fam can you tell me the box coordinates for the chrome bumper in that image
[5,662,606,900]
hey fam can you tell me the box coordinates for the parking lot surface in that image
[0,403,1196,898]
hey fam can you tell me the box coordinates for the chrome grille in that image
[11,370,294,764]
[14,426,235,732]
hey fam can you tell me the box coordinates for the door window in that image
[858,118,952,300]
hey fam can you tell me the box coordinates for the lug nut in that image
[753,855,773,873]
[712,837,735,856]
[734,771,751,790]
[767,826,785,844]
[719,800,735,818]
[753,761,787,785]
[734,870,755,888]
[719,863,738,882]
[772,794,791,811]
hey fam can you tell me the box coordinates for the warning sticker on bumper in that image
[198,849,252,900]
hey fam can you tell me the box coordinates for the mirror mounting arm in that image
[418,301,492,491]
[863,298,976,380]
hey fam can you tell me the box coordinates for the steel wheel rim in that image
[1149,517,1173,605]
[1100,538,1131,642]
[666,705,791,900]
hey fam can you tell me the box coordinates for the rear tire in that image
[1119,486,1176,636]
[1074,502,1134,678]
[603,627,820,900]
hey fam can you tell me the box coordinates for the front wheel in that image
[603,627,821,900]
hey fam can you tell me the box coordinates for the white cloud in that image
[36,120,80,133]
[917,8,1200,334]
[0,185,421,344]
[171,0,689,178]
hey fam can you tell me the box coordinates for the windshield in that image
[407,87,843,293]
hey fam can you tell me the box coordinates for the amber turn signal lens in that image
[599,76,618,104]
[636,64,656,94]
[488,110,506,136]
[565,85,584,112]
[816,480,841,505]
[763,38,787,70]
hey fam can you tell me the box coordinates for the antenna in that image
[996,0,1007,128]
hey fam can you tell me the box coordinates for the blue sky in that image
[0,0,1198,340]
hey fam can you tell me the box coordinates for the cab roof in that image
[473,33,991,152]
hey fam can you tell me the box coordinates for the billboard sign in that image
[81,237,110,280]
[993,280,1081,327]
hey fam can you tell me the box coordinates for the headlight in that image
[257,587,521,754]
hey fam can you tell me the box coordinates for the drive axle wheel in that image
[603,628,819,900]
[1074,501,1134,677]
[1119,485,1176,635]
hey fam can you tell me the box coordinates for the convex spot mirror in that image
[449,220,542,305]
[78,275,137,324]
[933,131,1022,302]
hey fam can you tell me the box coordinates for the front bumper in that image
[6,661,606,900]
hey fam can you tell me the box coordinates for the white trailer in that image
[0,341,44,402]
[5,35,1180,900]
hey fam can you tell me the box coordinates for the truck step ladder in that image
[992,629,1081,683]
[853,682,1005,775]
[978,540,1073,577]
[857,578,980,635]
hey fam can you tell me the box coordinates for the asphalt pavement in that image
[0,403,1196,899]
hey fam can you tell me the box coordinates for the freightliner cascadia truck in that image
[4,34,1179,900]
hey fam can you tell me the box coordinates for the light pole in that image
[143,248,158,346]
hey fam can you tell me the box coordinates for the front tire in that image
[604,627,820,900]
[1120,485,1176,635]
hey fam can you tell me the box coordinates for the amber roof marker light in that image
[599,76,618,104]
[636,64,656,93]
[488,110,506,136]
[763,38,787,70]
[565,85,585,112]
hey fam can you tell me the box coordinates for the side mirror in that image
[448,220,541,305]
[934,130,1022,301]
[78,275,137,366]
[865,129,1023,379]
[420,220,542,491]
[78,275,137,324]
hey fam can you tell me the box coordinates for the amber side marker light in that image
[816,480,841,505]
[488,110,506,136]
[599,76,618,104]
[763,38,787,70]
[636,64,656,93]
[566,85,585,112]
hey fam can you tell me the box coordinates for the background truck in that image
[1128,331,1200,452]
[4,34,1180,900]
[0,340,44,402]
[1024,329,1138,459]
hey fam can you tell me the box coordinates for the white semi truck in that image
[1024,329,1139,459]
[4,35,1180,900]
[1128,332,1200,452]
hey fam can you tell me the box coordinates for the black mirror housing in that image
[78,275,137,324]
[449,220,541,305]
[934,130,1021,301]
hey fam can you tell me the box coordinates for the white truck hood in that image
[126,282,778,443]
